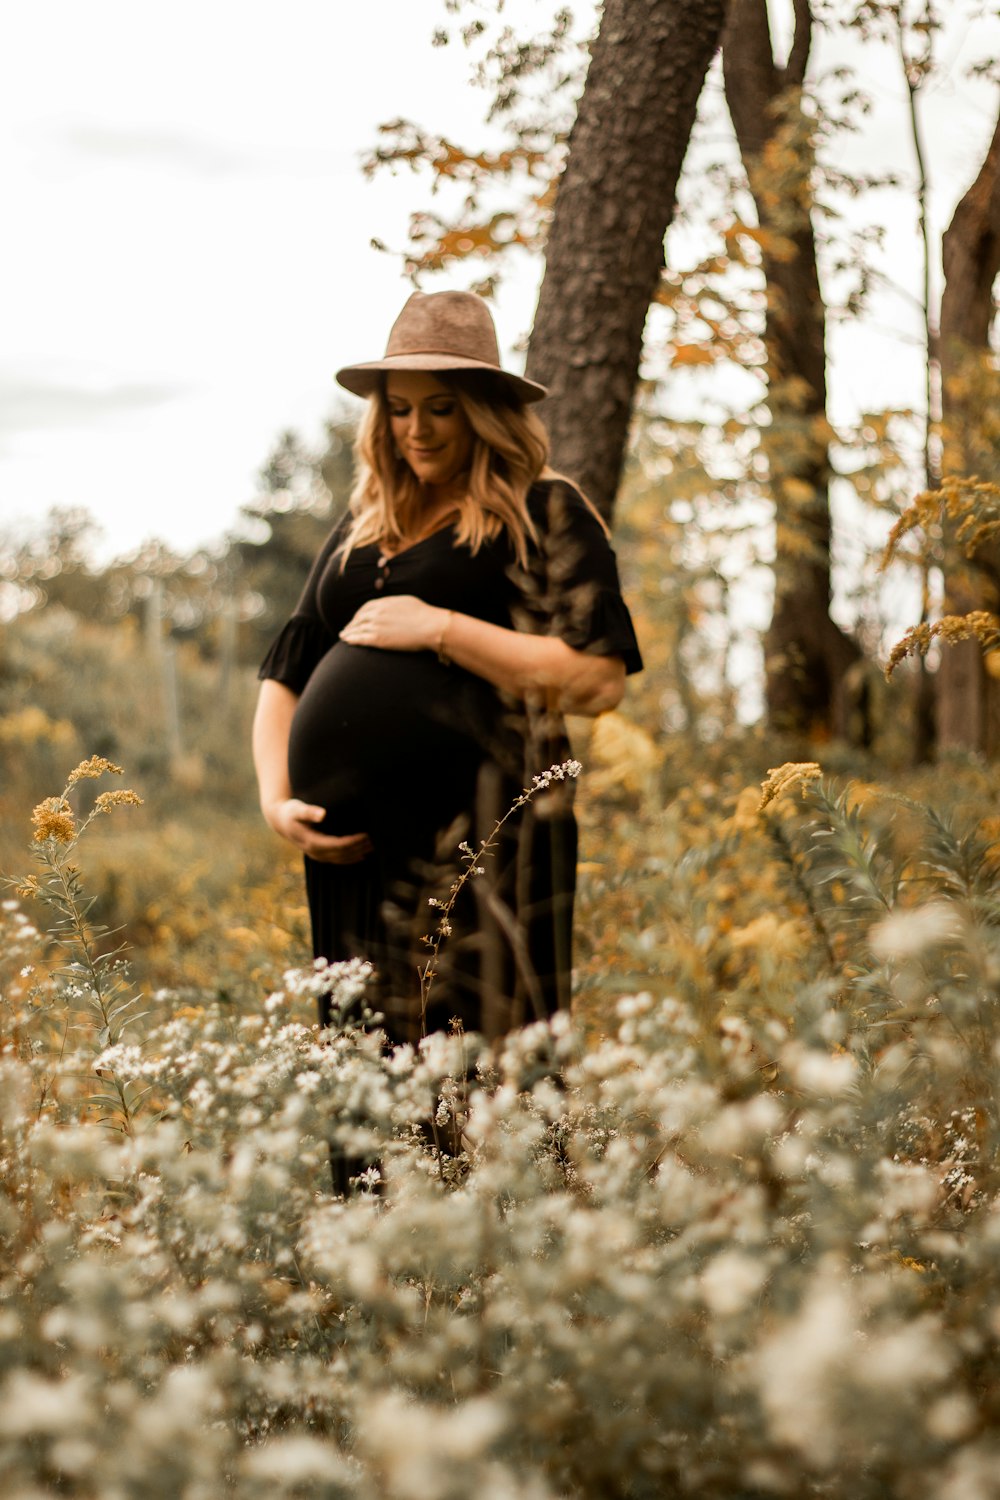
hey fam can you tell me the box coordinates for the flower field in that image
[3,752,1000,1499]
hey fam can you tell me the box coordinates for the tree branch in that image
[722,0,779,154]
[784,0,813,88]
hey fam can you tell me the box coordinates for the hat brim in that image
[335,352,547,405]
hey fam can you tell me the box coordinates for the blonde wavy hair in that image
[337,371,555,568]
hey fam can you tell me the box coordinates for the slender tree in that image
[722,0,863,739]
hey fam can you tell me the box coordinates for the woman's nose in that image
[410,407,431,438]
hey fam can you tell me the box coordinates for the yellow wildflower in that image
[758,762,822,812]
[67,755,125,785]
[729,913,805,959]
[880,478,1000,571]
[31,796,76,844]
[94,789,144,814]
[16,876,41,898]
[885,612,1000,678]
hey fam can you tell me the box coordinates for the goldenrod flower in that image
[67,756,125,785]
[94,789,144,814]
[31,796,76,844]
[880,477,1000,570]
[758,762,822,812]
[885,612,1000,678]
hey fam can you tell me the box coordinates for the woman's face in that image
[386,372,474,491]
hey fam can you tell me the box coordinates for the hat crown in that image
[385,291,501,367]
[334,289,547,403]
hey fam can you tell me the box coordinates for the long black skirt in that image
[304,761,576,1047]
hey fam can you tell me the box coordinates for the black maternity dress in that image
[259,477,642,1046]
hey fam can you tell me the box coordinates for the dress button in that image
[374,576,385,590]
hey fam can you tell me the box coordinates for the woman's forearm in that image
[439,610,625,716]
[338,594,627,715]
[252,679,298,813]
[252,679,373,861]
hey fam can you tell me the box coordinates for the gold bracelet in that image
[437,609,454,665]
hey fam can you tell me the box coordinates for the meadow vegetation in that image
[3,561,1000,1495]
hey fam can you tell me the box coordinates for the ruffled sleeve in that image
[257,514,348,692]
[522,480,643,675]
[556,584,643,675]
[257,615,335,694]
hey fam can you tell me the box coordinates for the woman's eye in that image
[430,404,455,416]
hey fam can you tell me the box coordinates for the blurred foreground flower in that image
[870,901,965,959]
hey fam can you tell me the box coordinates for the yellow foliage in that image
[670,344,718,368]
[727,787,765,833]
[586,712,659,798]
[0,706,75,747]
[728,913,805,960]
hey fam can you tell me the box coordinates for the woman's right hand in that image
[264,798,373,863]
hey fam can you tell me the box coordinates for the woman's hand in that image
[339,595,445,653]
[264,798,373,864]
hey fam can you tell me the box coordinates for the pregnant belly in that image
[288,642,500,834]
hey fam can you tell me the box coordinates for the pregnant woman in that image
[252,290,642,1047]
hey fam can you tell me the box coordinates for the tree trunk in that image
[525,0,730,523]
[723,0,863,741]
[935,109,1000,755]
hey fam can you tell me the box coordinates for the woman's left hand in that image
[339,594,446,653]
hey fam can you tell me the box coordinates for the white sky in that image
[2,0,998,563]
[1,0,554,560]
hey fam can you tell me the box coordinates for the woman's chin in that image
[409,461,460,487]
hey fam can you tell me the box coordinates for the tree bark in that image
[935,109,1000,755]
[525,0,730,523]
[723,0,863,741]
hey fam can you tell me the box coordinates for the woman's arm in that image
[337,596,625,716]
[252,679,373,862]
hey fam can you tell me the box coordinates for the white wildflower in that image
[0,1371,92,1435]
[701,1094,784,1154]
[358,1392,505,1499]
[926,1392,976,1442]
[755,1262,857,1468]
[859,1318,951,1391]
[701,1250,769,1316]
[875,1159,940,1221]
[870,901,964,959]
[783,1042,857,1096]
[242,1435,352,1483]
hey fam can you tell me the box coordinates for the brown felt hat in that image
[335,290,547,404]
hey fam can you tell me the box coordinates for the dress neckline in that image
[375,520,457,564]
